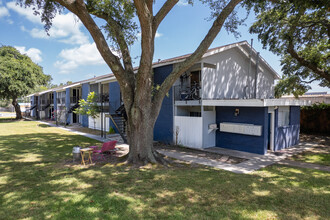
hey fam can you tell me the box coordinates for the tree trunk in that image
[12,98,22,120]
[125,99,166,165]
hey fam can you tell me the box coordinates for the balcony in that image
[173,83,201,105]
[70,96,81,104]
[100,93,109,102]
[40,99,52,105]
[56,97,65,104]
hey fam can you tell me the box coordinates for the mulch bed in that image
[154,143,247,164]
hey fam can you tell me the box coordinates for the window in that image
[278,106,290,127]
[90,83,99,95]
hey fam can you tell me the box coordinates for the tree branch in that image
[86,7,134,75]
[153,0,179,34]
[54,0,127,78]
[151,0,242,118]
[287,39,330,83]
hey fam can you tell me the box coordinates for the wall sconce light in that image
[235,108,239,116]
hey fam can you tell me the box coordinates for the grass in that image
[0,118,329,219]
[290,134,330,166]
[291,151,330,166]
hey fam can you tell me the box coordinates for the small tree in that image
[0,46,50,119]
[74,92,100,129]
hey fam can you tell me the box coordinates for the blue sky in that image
[0,0,328,93]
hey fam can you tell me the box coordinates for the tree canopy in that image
[249,0,329,97]
[0,46,51,118]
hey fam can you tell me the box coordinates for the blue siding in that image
[31,95,35,117]
[65,88,71,124]
[53,92,57,111]
[81,83,90,127]
[37,96,40,119]
[109,82,121,113]
[274,106,300,151]
[216,106,268,155]
[153,64,174,144]
[109,81,121,133]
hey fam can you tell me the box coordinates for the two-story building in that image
[27,41,309,155]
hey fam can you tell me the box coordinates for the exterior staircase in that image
[108,104,127,143]
[68,103,80,113]
[42,103,50,111]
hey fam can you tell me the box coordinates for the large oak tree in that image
[0,46,50,119]
[249,0,329,97]
[18,0,250,164]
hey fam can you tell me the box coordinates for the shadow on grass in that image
[0,117,20,123]
[37,124,52,128]
[0,123,329,219]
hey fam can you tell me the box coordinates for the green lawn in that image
[292,146,330,166]
[292,135,330,166]
[0,119,329,219]
[292,153,330,166]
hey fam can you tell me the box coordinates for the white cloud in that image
[54,43,106,74]
[7,1,89,45]
[7,2,40,23]
[0,7,9,18]
[15,46,43,63]
[155,32,163,38]
[178,0,190,6]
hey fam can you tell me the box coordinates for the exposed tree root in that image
[125,149,170,167]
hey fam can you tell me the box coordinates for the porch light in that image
[235,108,240,116]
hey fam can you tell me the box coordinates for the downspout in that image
[247,39,253,99]
[254,52,260,99]
[100,83,104,138]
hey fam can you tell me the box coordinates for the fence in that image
[300,105,330,134]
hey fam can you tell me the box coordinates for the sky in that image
[0,0,328,93]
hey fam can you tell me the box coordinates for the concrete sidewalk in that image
[159,143,322,174]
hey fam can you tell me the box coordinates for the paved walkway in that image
[159,142,328,174]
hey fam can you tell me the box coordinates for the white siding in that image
[201,48,275,100]
[88,113,110,131]
[174,116,203,149]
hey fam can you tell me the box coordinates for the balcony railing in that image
[70,96,81,104]
[40,99,53,105]
[101,93,109,102]
[56,97,65,104]
[173,84,201,101]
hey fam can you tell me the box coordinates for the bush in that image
[108,126,116,134]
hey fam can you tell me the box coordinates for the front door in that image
[73,112,78,123]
